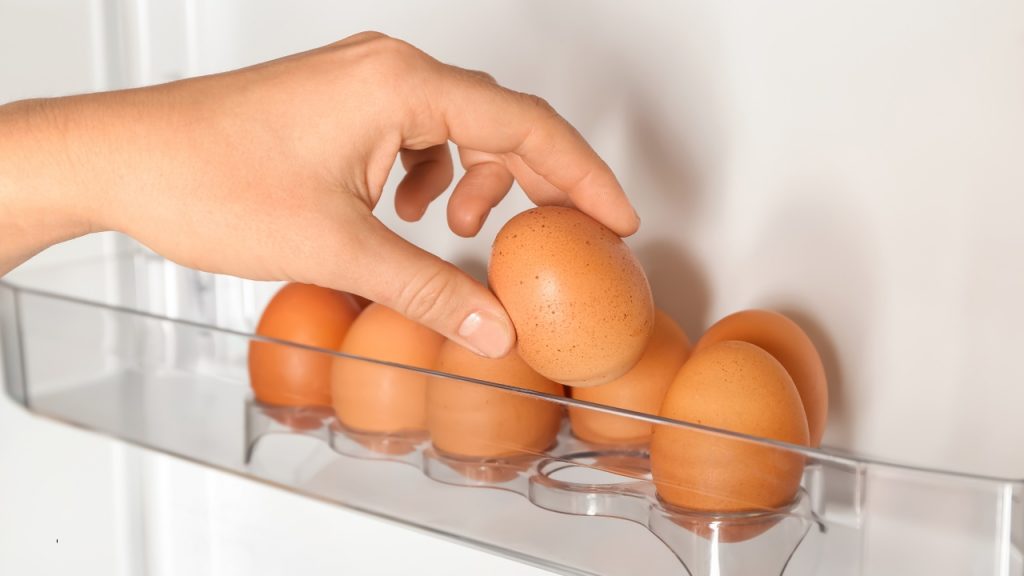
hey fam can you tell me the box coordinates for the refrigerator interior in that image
[1,1,1023,575]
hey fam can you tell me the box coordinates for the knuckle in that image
[463,68,497,84]
[353,36,431,90]
[328,31,388,52]
[399,267,457,324]
[370,35,420,65]
[348,30,389,43]
[522,92,557,116]
[332,32,421,72]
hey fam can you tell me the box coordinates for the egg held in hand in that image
[696,309,828,447]
[488,206,655,387]
[331,303,444,439]
[429,340,564,460]
[248,282,361,408]
[570,309,691,445]
[650,341,809,541]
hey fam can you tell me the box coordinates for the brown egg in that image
[650,341,809,528]
[429,340,564,460]
[248,283,361,410]
[569,310,691,445]
[489,206,655,387]
[695,309,828,447]
[352,294,373,309]
[331,303,444,437]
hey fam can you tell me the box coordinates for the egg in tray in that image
[245,206,829,575]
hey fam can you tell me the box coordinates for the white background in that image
[2,0,1023,574]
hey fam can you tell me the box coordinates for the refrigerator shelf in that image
[1,247,1021,575]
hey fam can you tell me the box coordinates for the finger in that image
[502,153,574,207]
[447,148,515,237]
[436,67,640,236]
[352,216,516,358]
[395,144,454,222]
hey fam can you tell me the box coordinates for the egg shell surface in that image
[570,309,691,445]
[650,340,809,515]
[430,340,564,459]
[331,303,444,434]
[695,309,828,447]
[488,206,654,387]
[249,283,361,408]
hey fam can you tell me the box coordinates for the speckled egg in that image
[650,341,809,519]
[570,309,691,445]
[695,309,828,447]
[429,340,564,459]
[488,207,654,387]
[249,282,361,408]
[331,303,444,437]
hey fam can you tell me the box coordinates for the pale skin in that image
[0,31,639,358]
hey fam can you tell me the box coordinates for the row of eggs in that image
[248,206,827,526]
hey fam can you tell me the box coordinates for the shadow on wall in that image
[635,240,710,345]
[625,93,710,345]
[775,307,846,449]
[591,8,721,347]
[452,254,489,285]
[517,0,722,227]
[746,192,878,452]
[624,93,706,232]
[625,83,712,344]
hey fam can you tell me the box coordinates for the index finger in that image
[436,66,640,237]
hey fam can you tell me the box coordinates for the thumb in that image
[352,218,516,358]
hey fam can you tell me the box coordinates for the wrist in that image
[0,98,100,272]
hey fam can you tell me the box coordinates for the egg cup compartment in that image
[423,446,541,488]
[4,250,1024,576]
[332,421,431,460]
[245,399,824,576]
[534,454,822,576]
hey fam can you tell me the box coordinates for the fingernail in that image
[458,310,513,358]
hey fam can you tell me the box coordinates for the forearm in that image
[0,98,96,275]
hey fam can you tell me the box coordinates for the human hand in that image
[0,31,638,358]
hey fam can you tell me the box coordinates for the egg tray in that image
[245,401,825,576]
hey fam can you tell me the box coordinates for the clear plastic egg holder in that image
[2,246,1022,575]
[250,388,822,575]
